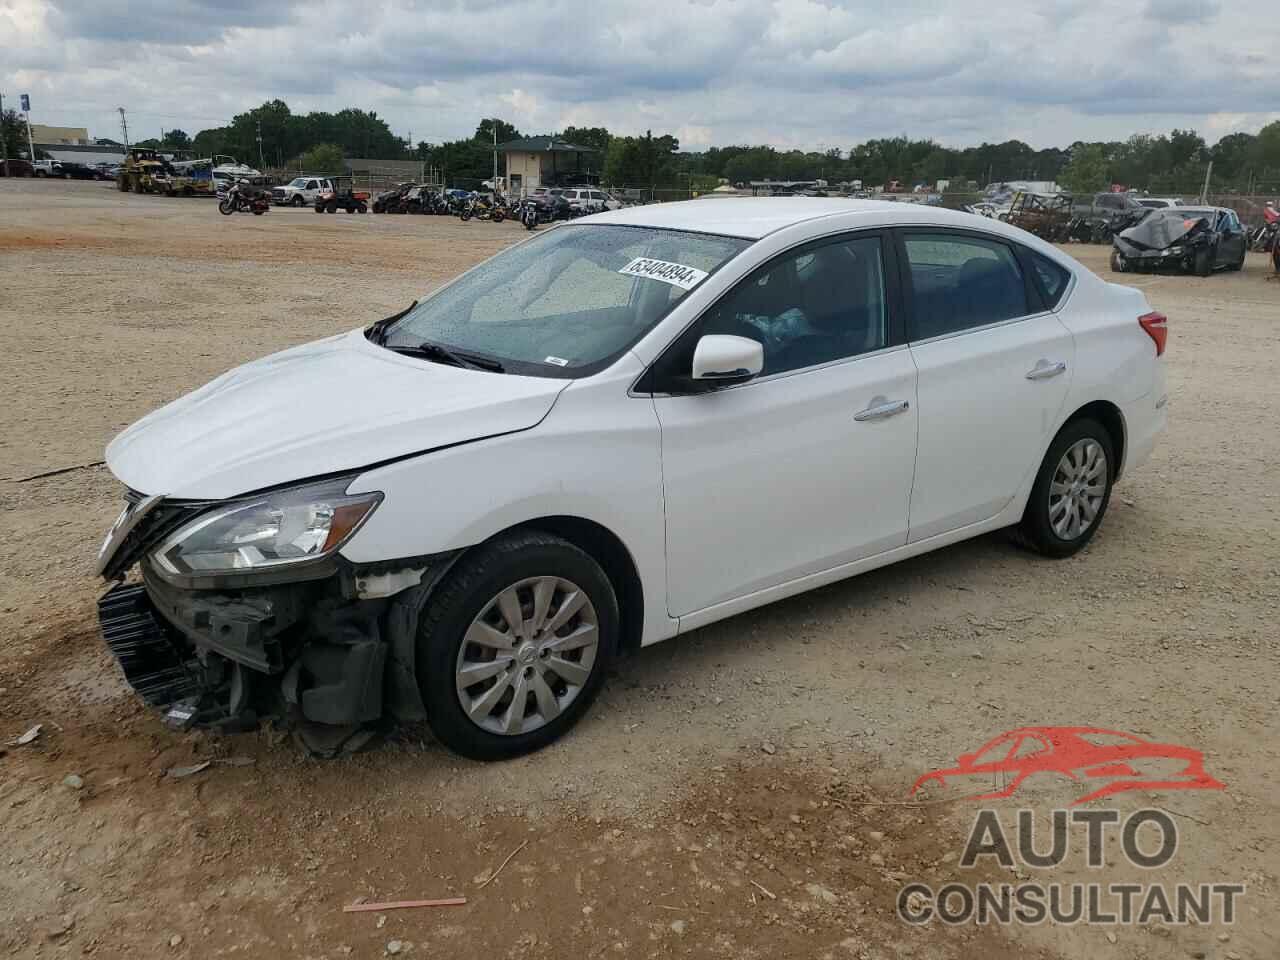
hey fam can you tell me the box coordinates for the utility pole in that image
[256,120,264,170]
[1199,161,1213,205]
[118,107,130,150]
[492,119,498,191]
[0,92,9,177]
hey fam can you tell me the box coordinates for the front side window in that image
[903,233,1029,339]
[667,234,889,378]
[383,225,749,378]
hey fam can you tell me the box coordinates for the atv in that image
[314,176,370,214]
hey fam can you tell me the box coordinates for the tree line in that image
[8,97,1279,195]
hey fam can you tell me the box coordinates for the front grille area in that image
[98,583,199,708]
[100,493,203,581]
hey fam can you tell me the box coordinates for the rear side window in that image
[1026,250,1071,309]
[902,234,1029,340]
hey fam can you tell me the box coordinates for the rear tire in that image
[418,532,618,761]
[1013,418,1115,559]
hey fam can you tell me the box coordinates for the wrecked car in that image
[95,200,1167,761]
[1111,206,1247,275]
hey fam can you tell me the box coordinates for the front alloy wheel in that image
[418,531,617,759]
[456,576,599,736]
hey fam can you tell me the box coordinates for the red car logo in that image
[911,726,1225,806]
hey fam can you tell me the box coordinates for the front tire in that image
[217,199,234,215]
[1109,250,1125,273]
[1013,418,1115,558]
[418,532,618,761]
[293,195,305,207]
[1193,247,1212,276]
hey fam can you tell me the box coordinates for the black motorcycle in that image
[218,181,270,216]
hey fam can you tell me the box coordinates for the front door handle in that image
[1025,360,1067,380]
[854,397,911,422]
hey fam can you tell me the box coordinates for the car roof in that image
[588,197,1020,240]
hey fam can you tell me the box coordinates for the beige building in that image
[498,137,599,194]
[30,125,91,145]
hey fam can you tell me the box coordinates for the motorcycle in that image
[459,195,506,223]
[218,181,270,216]
[1249,219,1279,252]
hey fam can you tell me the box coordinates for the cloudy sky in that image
[3,0,1277,152]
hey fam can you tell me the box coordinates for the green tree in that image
[560,125,611,154]
[475,118,521,144]
[2,108,27,160]
[1058,142,1111,193]
[297,143,344,174]
[161,128,192,152]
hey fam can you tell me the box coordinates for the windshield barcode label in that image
[618,257,708,290]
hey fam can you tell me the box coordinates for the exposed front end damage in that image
[1112,212,1211,273]
[95,488,455,755]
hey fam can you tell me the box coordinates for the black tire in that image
[252,207,265,215]
[1228,248,1245,272]
[1193,247,1212,277]
[357,203,367,213]
[293,195,305,207]
[117,176,129,192]
[1109,250,1125,273]
[1013,418,1115,558]
[418,532,618,761]
[218,199,234,215]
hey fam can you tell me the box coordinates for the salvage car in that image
[1111,206,1247,275]
[95,199,1168,759]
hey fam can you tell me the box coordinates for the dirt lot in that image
[1,178,1277,960]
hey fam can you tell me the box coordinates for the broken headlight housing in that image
[151,478,382,586]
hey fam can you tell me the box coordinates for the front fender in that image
[340,356,674,645]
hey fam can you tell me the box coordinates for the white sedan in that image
[95,199,1168,759]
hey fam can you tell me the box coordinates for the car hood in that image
[1117,212,1210,251]
[106,329,569,500]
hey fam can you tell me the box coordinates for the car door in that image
[1217,211,1245,266]
[649,232,919,617]
[897,229,1074,542]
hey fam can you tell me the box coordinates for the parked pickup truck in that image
[272,176,335,207]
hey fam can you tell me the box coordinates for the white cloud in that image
[4,0,1279,150]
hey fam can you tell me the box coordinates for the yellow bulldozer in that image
[116,148,186,195]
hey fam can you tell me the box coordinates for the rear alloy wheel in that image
[1014,418,1114,558]
[418,532,617,760]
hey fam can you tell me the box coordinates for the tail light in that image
[1139,312,1167,356]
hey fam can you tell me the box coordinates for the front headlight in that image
[152,478,381,581]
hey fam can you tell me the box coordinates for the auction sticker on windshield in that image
[618,257,709,290]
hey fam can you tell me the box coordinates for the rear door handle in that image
[854,398,910,422]
[1025,360,1067,380]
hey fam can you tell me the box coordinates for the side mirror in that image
[691,335,764,386]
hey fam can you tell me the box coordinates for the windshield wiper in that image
[387,341,504,373]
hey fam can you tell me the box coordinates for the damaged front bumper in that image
[96,490,455,752]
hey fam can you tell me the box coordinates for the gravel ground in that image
[1,178,1277,960]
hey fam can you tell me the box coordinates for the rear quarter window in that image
[1026,250,1071,309]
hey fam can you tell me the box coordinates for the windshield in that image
[289,178,308,188]
[383,224,750,377]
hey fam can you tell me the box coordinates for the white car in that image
[272,176,336,207]
[561,187,618,213]
[94,199,1168,759]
